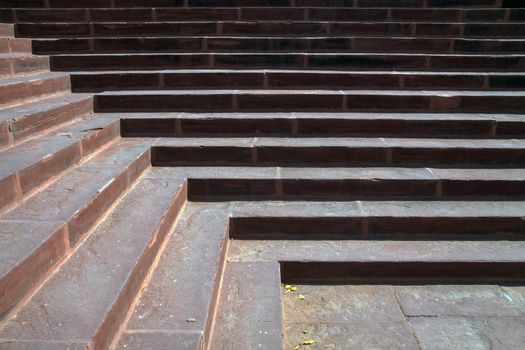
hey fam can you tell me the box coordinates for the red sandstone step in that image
[49,52,525,72]
[69,70,525,92]
[0,24,14,37]
[0,113,118,212]
[210,261,284,350]
[0,72,71,109]
[2,7,523,23]
[184,168,525,201]
[0,93,93,149]
[0,170,186,349]
[116,199,229,350]
[227,200,525,261]
[0,54,49,77]
[0,139,151,320]
[150,137,525,168]
[146,166,525,201]
[0,37,31,54]
[0,0,512,8]
[280,261,525,284]
[119,112,525,139]
[228,194,525,239]
[94,89,525,114]
[32,36,525,54]
[15,21,525,39]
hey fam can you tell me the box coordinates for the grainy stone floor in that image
[283,284,525,350]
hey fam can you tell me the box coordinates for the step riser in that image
[151,146,525,168]
[0,75,70,109]
[0,0,513,9]
[71,72,525,92]
[187,178,525,201]
[230,216,525,239]
[280,261,525,284]
[0,150,150,319]
[2,8,524,23]
[16,22,525,39]
[122,117,525,139]
[95,94,525,114]
[124,117,525,139]
[0,56,49,77]
[33,37,525,55]
[50,54,525,72]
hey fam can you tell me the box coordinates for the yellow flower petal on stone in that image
[303,340,316,345]
[284,284,292,289]
[290,286,298,291]
[293,346,300,350]
[186,317,196,323]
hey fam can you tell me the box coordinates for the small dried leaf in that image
[186,317,196,323]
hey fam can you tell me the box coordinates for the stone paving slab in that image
[411,316,525,350]
[283,284,525,350]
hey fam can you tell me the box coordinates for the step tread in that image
[0,139,151,320]
[0,113,119,211]
[0,70,68,85]
[210,261,284,350]
[229,200,525,217]
[0,92,91,124]
[122,201,228,345]
[0,71,71,110]
[0,93,93,149]
[228,238,525,263]
[0,170,185,348]
[0,113,117,178]
[1,138,149,223]
[148,166,525,181]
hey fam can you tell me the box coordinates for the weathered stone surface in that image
[2,1,525,349]
[284,285,405,323]
[211,262,284,350]
[117,332,202,350]
[411,317,525,350]
[126,202,229,341]
[397,285,524,317]
[0,176,186,349]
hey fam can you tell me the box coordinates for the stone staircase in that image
[0,1,524,349]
